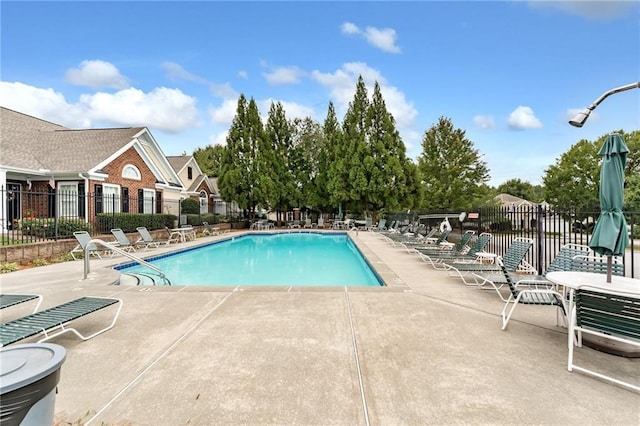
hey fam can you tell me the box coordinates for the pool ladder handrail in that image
[83,238,171,285]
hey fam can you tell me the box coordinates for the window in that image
[95,184,103,214]
[187,166,193,180]
[121,187,129,213]
[199,191,208,214]
[155,191,162,214]
[143,189,155,214]
[58,183,78,218]
[103,184,120,213]
[122,164,141,180]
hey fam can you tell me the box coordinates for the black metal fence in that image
[388,205,638,278]
[0,186,244,245]
[2,186,638,277]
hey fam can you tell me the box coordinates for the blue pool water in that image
[117,232,383,287]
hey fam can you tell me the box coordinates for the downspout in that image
[78,173,89,223]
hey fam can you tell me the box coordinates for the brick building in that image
[0,107,184,231]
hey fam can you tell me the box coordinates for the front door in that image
[6,183,21,230]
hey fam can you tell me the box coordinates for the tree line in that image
[194,75,639,219]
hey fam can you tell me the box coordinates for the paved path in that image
[1,231,638,425]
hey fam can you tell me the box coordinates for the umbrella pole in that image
[606,256,612,283]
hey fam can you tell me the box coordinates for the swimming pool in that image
[116,232,384,287]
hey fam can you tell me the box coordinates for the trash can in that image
[0,343,67,426]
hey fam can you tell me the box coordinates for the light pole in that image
[568,81,640,127]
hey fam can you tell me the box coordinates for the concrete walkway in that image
[1,231,638,425]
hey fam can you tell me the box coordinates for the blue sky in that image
[2,1,639,186]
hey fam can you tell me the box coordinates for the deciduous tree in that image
[417,117,490,210]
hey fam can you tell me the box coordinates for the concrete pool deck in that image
[1,230,638,425]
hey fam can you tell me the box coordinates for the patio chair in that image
[416,232,492,270]
[444,237,535,285]
[372,218,387,232]
[202,222,220,236]
[571,254,625,276]
[486,265,569,331]
[304,218,313,229]
[0,296,122,347]
[136,227,176,247]
[423,228,450,246]
[568,286,640,392]
[111,228,148,252]
[165,226,183,243]
[410,230,475,256]
[470,244,592,325]
[0,294,42,313]
[71,231,113,260]
[317,217,325,228]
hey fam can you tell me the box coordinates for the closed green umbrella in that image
[589,133,630,282]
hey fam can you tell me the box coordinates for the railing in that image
[389,204,638,278]
[0,186,243,245]
[83,238,171,285]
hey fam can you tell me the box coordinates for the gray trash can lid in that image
[0,343,67,394]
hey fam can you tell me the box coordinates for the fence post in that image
[536,204,544,275]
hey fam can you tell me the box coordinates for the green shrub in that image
[17,218,93,238]
[0,262,19,273]
[96,213,177,233]
[186,213,219,226]
[32,258,49,267]
[181,198,200,214]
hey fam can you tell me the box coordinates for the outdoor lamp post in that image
[568,81,640,127]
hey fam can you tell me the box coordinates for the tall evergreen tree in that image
[265,101,294,223]
[323,102,345,215]
[217,95,273,217]
[360,81,416,218]
[417,117,490,210]
[331,76,370,215]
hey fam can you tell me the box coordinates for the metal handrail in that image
[83,238,170,284]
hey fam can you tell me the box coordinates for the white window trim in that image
[58,182,79,218]
[143,188,155,214]
[122,164,141,180]
[103,183,121,213]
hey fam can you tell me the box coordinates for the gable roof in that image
[1,107,142,171]
[494,193,534,207]
[166,155,191,173]
[1,107,184,188]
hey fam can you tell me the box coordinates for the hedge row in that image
[18,218,94,238]
[96,213,177,233]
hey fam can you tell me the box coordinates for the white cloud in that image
[0,81,91,127]
[209,130,228,146]
[528,0,637,21]
[209,82,237,100]
[341,22,359,35]
[65,60,129,89]
[79,87,199,133]
[238,70,248,79]
[340,22,401,53]
[508,106,543,130]
[162,62,206,84]
[209,99,238,125]
[1,81,199,133]
[259,99,316,121]
[162,62,237,99]
[263,66,305,85]
[364,27,401,54]
[473,115,496,130]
